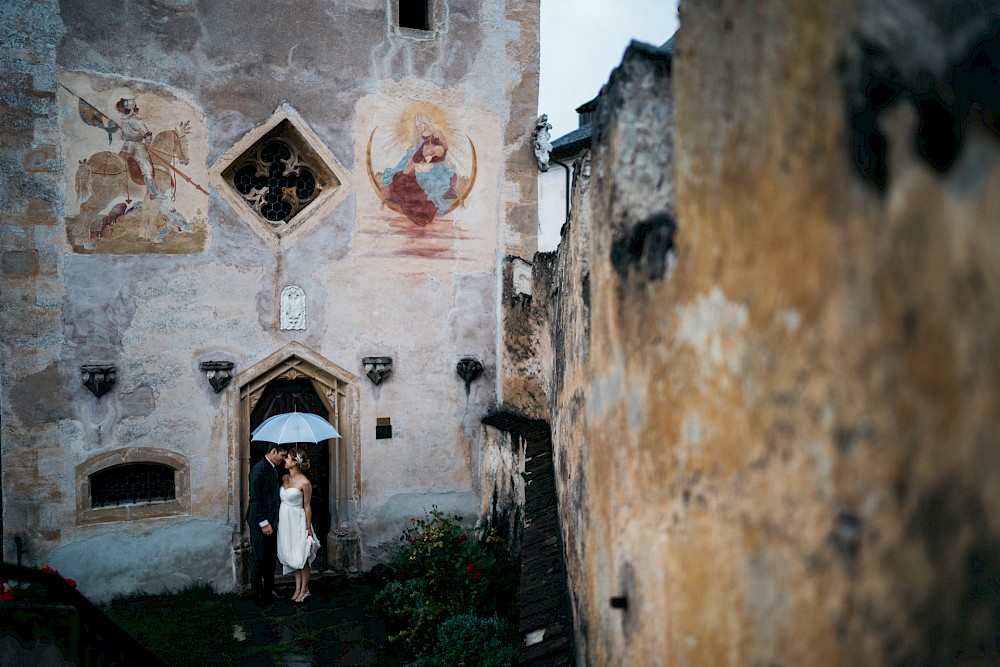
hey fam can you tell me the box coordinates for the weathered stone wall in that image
[502,2,1000,665]
[1,0,72,574]
[1,0,538,601]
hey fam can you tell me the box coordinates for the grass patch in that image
[101,581,239,665]
[100,578,400,666]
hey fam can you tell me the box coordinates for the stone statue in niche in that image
[280,285,306,331]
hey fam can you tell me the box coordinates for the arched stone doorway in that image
[233,343,361,573]
[249,378,333,564]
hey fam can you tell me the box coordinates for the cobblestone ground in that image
[232,574,399,666]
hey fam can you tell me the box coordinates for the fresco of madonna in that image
[367,110,476,227]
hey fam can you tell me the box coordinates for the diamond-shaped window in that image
[212,105,351,244]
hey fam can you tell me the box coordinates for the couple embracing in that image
[247,443,321,605]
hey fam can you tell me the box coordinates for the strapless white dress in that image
[277,486,320,574]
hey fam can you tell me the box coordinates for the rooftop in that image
[549,33,674,160]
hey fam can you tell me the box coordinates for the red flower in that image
[473,570,483,581]
[0,588,15,602]
[65,578,78,589]
[465,562,475,571]
[456,535,468,544]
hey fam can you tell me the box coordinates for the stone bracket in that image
[199,361,235,393]
[81,364,116,398]
[456,357,483,394]
[362,356,393,385]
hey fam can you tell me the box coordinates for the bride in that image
[277,445,320,603]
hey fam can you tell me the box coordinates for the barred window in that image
[90,463,176,508]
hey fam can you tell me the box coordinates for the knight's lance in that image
[147,145,210,197]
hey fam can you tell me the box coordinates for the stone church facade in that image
[1,0,539,601]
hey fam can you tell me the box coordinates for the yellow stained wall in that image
[507,2,1000,665]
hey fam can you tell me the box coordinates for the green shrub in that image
[414,614,519,667]
[373,578,451,657]
[373,507,520,662]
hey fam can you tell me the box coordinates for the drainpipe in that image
[552,158,572,222]
[532,115,575,234]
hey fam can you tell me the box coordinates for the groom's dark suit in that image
[247,454,282,604]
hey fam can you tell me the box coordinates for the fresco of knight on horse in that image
[74,97,191,216]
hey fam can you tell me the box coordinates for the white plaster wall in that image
[311,259,498,558]
[49,520,232,602]
[538,167,568,252]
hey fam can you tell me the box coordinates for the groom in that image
[247,443,288,606]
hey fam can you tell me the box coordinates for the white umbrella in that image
[251,411,341,444]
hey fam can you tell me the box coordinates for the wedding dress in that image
[277,486,320,574]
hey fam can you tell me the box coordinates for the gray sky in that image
[538,0,679,139]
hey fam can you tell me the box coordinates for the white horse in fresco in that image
[75,128,190,216]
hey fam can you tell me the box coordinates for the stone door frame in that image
[231,342,360,556]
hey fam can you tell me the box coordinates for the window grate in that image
[90,463,176,508]
[231,139,319,224]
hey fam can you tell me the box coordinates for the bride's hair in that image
[288,446,311,471]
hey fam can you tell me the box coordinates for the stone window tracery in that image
[231,138,317,224]
[210,104,352,246]
[223,120,335,229]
